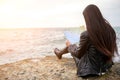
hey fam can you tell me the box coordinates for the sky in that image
[0,0,120,28]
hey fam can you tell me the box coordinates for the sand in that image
[0,56,120,80]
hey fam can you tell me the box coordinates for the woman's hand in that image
[66,40,71,47]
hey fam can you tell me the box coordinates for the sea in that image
[0,27,120,65]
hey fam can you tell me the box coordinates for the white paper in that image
[64,31,80,44]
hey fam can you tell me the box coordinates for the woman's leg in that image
[54,47,68,59]
[71,55,80,67]
[54,47,80,65]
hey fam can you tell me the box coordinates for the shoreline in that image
[0,51,119,66]
[0,46,119,66]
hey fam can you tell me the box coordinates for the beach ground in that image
[0,56,120,80]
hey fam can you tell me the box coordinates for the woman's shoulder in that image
[80,31,88,37]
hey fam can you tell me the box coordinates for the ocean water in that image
[0,27,119,65]
[113,27,120,62]
[0,28,66,65]
[114,27,120,45]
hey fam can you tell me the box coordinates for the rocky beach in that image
[0,56,120,80]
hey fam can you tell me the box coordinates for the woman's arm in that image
[68,31,89,58]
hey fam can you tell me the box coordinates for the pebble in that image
[116,68,120,75]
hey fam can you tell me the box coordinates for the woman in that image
[54,4,118,77]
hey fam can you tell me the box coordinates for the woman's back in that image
[74,31,113,77]
[83,4,118,61]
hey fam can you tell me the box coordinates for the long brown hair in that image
[83,4,118,60]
